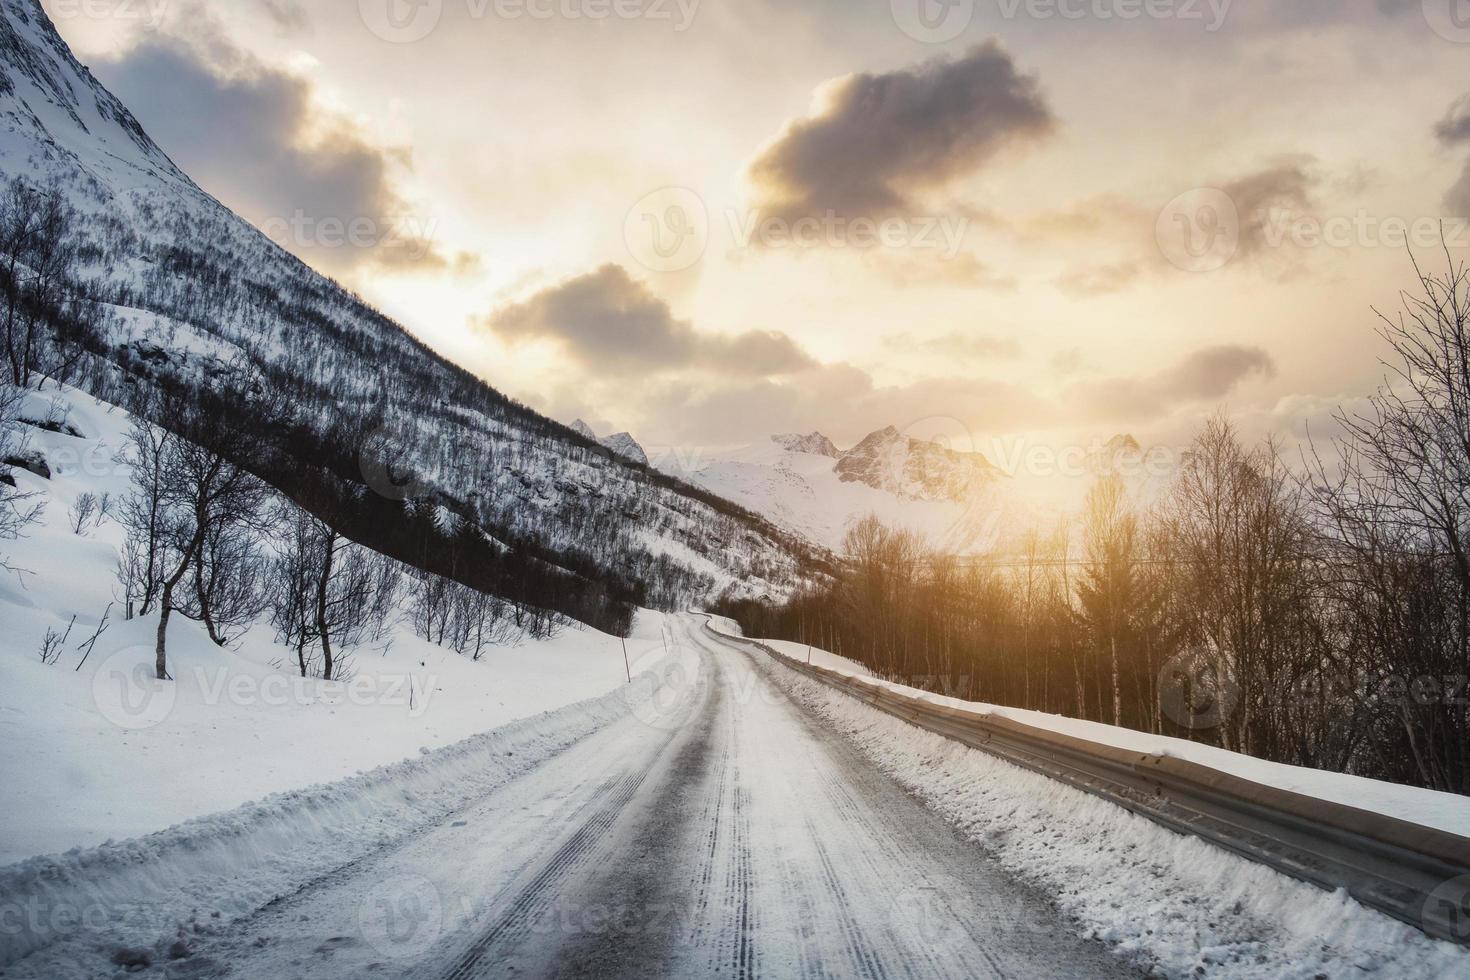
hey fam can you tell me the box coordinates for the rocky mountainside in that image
[572,420,649,466]
[0,0,824,621]
[772,432,839,458]
[661,427,1006,554]
[833,425,1000,504]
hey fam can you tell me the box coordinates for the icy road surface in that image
[179,615,1134,979]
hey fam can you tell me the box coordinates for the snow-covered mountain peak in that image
[567,419,649,466]
[834,425,999,505]
[772,432,838,458]
[0,0,196,196]
[602,432,648,466]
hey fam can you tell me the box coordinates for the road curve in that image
[183,614,1136,979]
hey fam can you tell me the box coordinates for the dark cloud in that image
[1436,94,1470,145]
[483,264,815,377]
[1068,345,1276,420]
[1221,159,1318,260]
[748,42,1053,225]
[626,367,1052,448]
[260,0,310,33]
[1436,93,1470,216]
[1035,161,1320,296]
[95,28,459,275]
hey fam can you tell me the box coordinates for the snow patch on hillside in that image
[0,383,661,866]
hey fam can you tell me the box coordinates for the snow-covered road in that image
[167,615,1134,979]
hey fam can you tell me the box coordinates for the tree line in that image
[721,259,1470,795]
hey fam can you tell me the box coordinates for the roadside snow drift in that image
[735,631,1470,979]
[0,652,688,970]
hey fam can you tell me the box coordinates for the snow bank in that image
[0,383,652,863]
[0,656,680,970]
[714,624,1470,840]
[751,649,1470,979]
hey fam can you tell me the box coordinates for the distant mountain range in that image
[660,426,1007,554]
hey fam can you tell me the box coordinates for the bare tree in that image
[117,413,173,618]
[0,179,79,388]
[1077,475,1139,728]
[145,398,270,679]
[268,501,400,680]
[1306,256,1470,792]
[0,375,42,559]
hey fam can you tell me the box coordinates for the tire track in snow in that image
[441,765,655,980]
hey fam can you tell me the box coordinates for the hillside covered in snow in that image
[0,0,826,630]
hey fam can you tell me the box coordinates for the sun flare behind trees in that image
[721,260,1470,795]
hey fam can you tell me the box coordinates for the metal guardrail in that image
[703,622,1470,946]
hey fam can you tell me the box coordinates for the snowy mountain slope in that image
[0,381,669,865]
[663,429,1008,554]
[0,0,823,619]
[834,425,1001,504]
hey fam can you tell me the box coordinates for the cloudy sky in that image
[45,0,1470,458]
